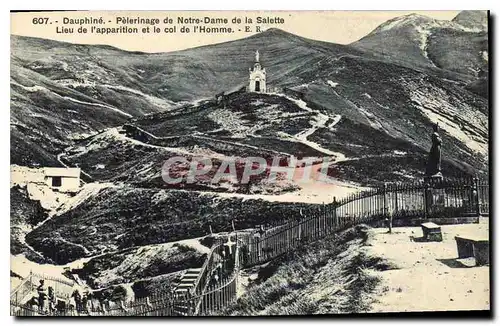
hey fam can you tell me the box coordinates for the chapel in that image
[248,50,266,93]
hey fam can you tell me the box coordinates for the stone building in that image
[248,50,266,93]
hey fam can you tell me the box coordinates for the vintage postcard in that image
[10,10,489,316]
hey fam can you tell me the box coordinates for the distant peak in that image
[372,13,436,33]
[246,28,303,42]
[357,11,486,43]
[258,28,294,36]
[262,27,286,33]
[402,13,429,19]
[452,10,488,31]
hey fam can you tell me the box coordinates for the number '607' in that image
[32,18,49,24]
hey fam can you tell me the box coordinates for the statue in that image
[255,50,259,62]
[425,123,443,180]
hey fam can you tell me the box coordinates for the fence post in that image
[383,183,392,233]
[382,183,387,215]
[333,197,338,231]
[424,181,430,220]
[29,270,33,292]
[298,208,303,241]
[322,202,325,237]
[473,176,481,218]
[394,183,399,215]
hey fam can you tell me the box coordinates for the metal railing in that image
[10,271,74,307]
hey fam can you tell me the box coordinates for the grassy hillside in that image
[217,225,396,315]
[25,187,313,264]
[60,93,335,191]
[10,186,49,263]
[62,84,487,192]
[293,57,488,171]
[72,241,207,289]
[427,28,488,79]
[11,36,173,167]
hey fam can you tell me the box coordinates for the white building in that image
[11,165,82,210]
[43,167,81,191]
[11,166,81,192]
[248,50,266,93]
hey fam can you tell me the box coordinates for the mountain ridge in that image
[452,10,488,31]
[351,10,488,82]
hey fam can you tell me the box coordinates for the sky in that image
[11,11,460,53]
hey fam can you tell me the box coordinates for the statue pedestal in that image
[424,172,445,219]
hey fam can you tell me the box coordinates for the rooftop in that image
[43,167,81,178]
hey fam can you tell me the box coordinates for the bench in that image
[455,236,489,266]
[421,222,442,242]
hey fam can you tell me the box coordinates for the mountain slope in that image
[60,93,334,193]
[60,81,486,192]
[351,12,488,83]
[11,36,177,166]
[25,186,308,264]
[452,10,488,31]
[12,27,488,179]
[10,29,366,167]
[10,186,48,263]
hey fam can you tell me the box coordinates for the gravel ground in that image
[367,220,489,312]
